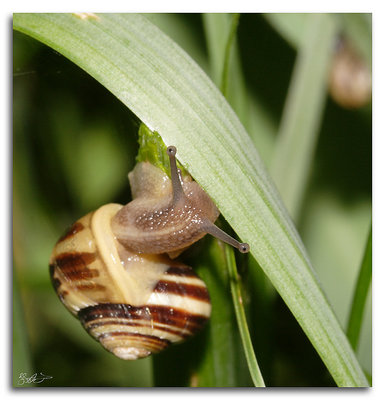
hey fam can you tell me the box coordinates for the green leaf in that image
[13,13,368,387]
[336,13,372,68]
[220,14,241,96]
[271,13,338,221]
[347,225,372,351]
[13,275,34,387]
[225,246,265,387]
[264,13,308,48]
[146,13,209,73]
[202,13,233,87]
[136,123,187,177]
[266,13,372,71]
[202,13,276,165]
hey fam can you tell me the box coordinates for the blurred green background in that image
[13,13,371,387]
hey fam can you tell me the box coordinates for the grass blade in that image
[13,13,368,386]
[263,13,307,48]
[202,14,248,129]
[202,13,275,165]
[347,225,372,351]
[202,13,231,87]
[211,15,264,386]
[13,275,34,387]
[271,14,338,221]
[219,13,240,98]
[225,246,265,387]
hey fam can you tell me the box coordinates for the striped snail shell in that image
[49,146,249,360]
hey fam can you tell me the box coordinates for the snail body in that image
[112,159,220,256]
[49,146,249,360]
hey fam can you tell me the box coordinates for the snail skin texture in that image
[49,146,249,360]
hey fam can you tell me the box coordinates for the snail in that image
[49,145,249,360]
[328,37,372,109]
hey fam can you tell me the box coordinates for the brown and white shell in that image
[49,203,211,360]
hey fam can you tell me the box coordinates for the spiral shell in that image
[329,38,372,109]
[49,203,211,360]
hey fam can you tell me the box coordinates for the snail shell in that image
[49,203,211,360]
[329,38,372,109]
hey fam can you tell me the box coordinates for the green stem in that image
[346,224,372,351]
[220,13,240,97]
[270,14,338,221]
[225,245,265,387]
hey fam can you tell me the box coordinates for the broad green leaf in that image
[146,13,209,73]
[13,13,368,387]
